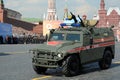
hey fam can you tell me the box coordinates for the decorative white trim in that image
[47,9,56,13]
[93,14,99,20]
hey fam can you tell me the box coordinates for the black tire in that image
[62,55,81,77]
[98,50,112,70]
[33,65,47,74]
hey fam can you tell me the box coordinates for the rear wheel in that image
[62,55,81,77]
[98,50,112,70]
[33,65,47,74]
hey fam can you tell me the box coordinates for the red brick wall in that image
[5,17,36,31]
[107,10,120,27]
[97,10,107,27]
[0,8,3,22]
[2,10,43,35]
[33,24,43,34]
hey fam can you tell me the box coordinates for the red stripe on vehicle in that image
[67,41,115,53]
[93,37,114,43]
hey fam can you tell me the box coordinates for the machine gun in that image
[78,15,85,27]
[70,12,77,23]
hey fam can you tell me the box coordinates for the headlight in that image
[58,53,62,57]
[57,52,64,58]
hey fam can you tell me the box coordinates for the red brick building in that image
[0,0,43,37]
[94,0,120,41]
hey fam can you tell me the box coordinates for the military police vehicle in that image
[30,14,115,77]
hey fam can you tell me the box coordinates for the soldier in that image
[82,15,89,27]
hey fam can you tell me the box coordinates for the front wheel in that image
[33,65,47,74]
[98,50,112,70]
[62,55,81,77]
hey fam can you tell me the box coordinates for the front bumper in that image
[31,49,64,68]
[32,57,59,68]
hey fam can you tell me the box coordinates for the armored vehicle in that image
[31,27,115,77]
[30,13,115,76]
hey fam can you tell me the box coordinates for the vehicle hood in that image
[32,41,82,52]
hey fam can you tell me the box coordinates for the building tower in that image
[98,0,107,27]
[0,0,4,22]
[46,0,58,20]
[100,0,105,10]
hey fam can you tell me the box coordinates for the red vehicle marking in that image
[93,37,114,43]
[67,41,115,53]
[47,41,63,46]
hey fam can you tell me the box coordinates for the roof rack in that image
[58,27,83,31]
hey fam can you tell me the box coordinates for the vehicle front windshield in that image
[49,33,80,41]
[49,33,64,41]
[66,34,80,41]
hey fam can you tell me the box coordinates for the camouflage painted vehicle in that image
[31,25,115,76]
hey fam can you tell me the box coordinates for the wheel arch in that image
[65,53,81,61]
[58,53,81,66]
[104,46,114,59]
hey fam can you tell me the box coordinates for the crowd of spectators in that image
[0,26,46,44]
[0,34,46,44]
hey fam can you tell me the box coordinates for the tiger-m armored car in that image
[30,12,115,76]
[31,26,115,76]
